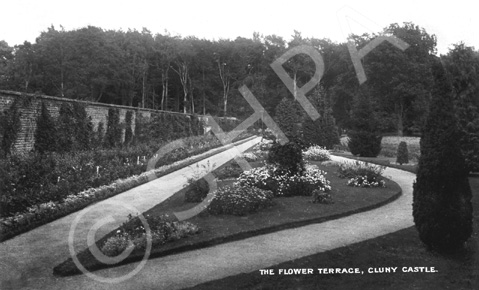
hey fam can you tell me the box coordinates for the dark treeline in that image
[1,22,479,137]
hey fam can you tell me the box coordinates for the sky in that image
[0,0,478,55]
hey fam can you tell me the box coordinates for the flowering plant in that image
[207,184,274,216]
[237,164,331,197]
[347,175,386,188]
[303,145,331,162]
[101,214,199,256]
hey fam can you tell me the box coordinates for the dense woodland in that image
[0,22,479,137]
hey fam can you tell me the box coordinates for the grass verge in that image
[53,161,401,276]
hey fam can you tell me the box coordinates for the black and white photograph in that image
[0,0,478,289]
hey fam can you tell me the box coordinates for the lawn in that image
[53,160,401,276]
[339,135,421,164]
[185,176,479,290]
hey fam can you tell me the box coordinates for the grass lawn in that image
[339,135,421,164]
[185,176,479,290]
[53,160,401,276]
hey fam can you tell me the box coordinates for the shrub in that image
[214,162,243,180]
[237,164,331,197]
[348,131,382,157]
[0,98,21,157]
[303,145,330,161]
[413,60,473,253]
[337,161,385,180]
[124,111,134,146]
[311,189,334,204]
[101,234,133,257]
[34,102,57,153]
[184,178,210,203]
[56,103,75,153]
[348,89,382,157]
[104,108,121,148]
[396,141,409,165]
[274,97,303,138]
[347,175,386,188]
[101,214,199,256]
[207,184,274,216]
[302,106,340,149]
[267,141,304,175]
[72,102,92,151]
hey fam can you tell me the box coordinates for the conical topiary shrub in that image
[34,102,58,154]
[396,141,409,165]
[412,59,473,253]
[347,88,382,157]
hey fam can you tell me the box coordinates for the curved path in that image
[1,152,416,290]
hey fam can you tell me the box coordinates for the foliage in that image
[237,164,331,197]
[274,97,303,139]
[303,145,331,161]
[347,175,386,188]
[72,102,92,151]
[311,189,334,204]
[214,162,243,180]
[302,91,340,149]
[412,58,473,253]
[124,110,134,146]
[396,141,409,165]
[184,178,210,203]
[347,89,382,157]
[0,98,21,157]
[267,141,305,175]
[56,102,75,152]
[34,101,57,153]
[101,214,199,256]
[104,108,121,148]
[337,161,386,180]
[207,184,274,216]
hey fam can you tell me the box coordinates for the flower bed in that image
[207,184,275,216]
[237,163,331,197]
[101,214,199,257]
[0,133,255,242]
[53,160,402,277]
[337,160,387,188]
[303,145,331,162]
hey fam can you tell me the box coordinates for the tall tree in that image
[443,43,479,172]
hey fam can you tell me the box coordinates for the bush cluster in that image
[184,178,210,203]
[207,184,274,216]
[101,214,199,256]
[237,164,331,197]
[303,145,331,162]
[337,161,386,180]
[267,141,305,175]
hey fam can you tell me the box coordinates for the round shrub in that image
[396,141,409,165]
[348,131,382,157]
[184,178,210,203]
[207,184,274,216]
[267,141,304,175]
